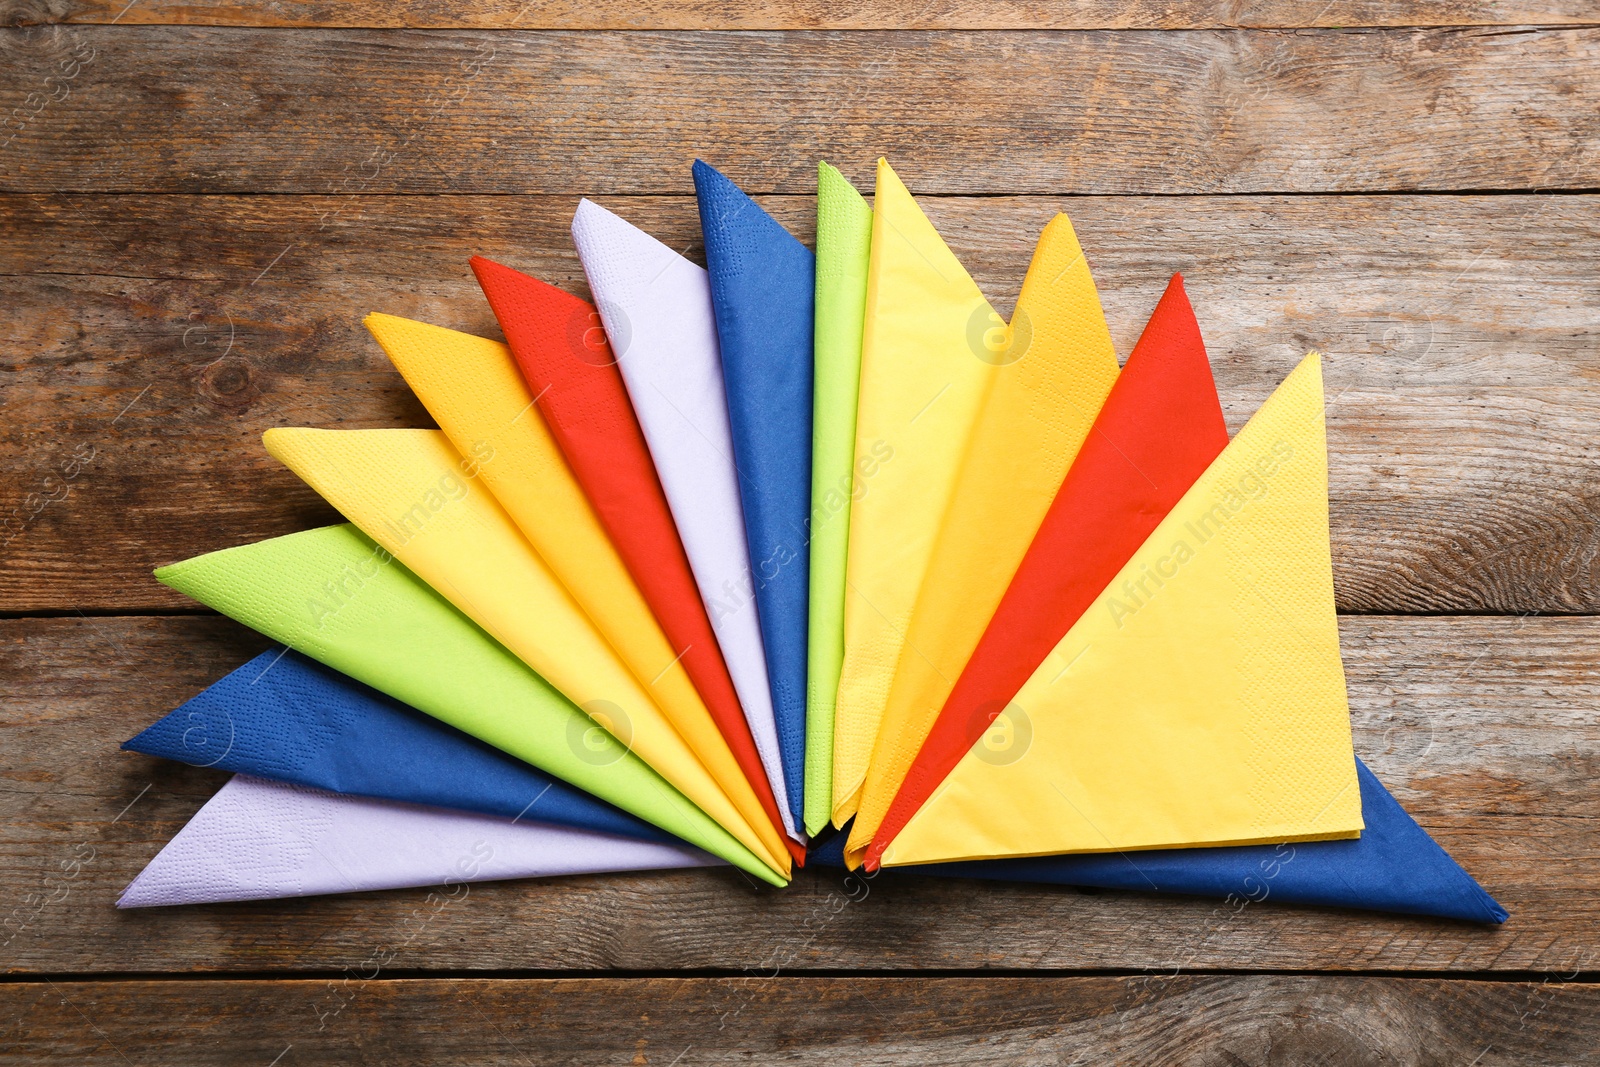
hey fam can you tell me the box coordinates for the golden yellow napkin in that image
[262,427,789,880]
[881,354,1363,866]
[843,213,1120,865]
[831,159,996,826]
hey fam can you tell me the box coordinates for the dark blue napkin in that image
[810,759,1506,923]
[124,648,673,844]
[694,159,814,829]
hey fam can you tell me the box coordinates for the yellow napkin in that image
[881,353,1363,866]
[844,214,1120,865]
[263,427,790,880]
[831,159,997,826]
[360,313,791,868]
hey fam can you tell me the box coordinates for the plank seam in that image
[6,188,1600,200]
[3,969,1598,983]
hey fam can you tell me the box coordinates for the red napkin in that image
[868,274,1229,869]
[471,256,802,864]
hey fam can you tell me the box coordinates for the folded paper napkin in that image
[360,313,793,860]
[124,648,671,843]
[571,199,795,839]
[805,162,873,836]
[154,524,785,885]
[470,256,798,863]
[119,775,720,907]
[832,159,998,827]
[816,759,1505,923]
[871,274,1228,868]
[882,354,1365,866]
[695,159,814,832]
[845,212,1121,866]
[261,427,789,878]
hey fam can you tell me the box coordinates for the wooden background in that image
[3,2,1599,1063]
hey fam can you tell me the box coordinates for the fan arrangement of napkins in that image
[118,159,1506,924]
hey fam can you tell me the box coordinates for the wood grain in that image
[6,976,1600,1065]
[3,26,1599,195]
[4,192,1599,613]
[3,614,1594,975]
[12,0,1600,29]
[1,5,1595,1046]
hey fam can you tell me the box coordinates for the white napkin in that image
[572,198,796,840]
[118,775,722,907]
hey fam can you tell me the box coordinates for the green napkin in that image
[154,523,784,886]
[804,161,872,836]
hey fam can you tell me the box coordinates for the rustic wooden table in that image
[4,3,1599,1063]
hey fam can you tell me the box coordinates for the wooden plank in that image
[5,976,1600,1065]
[25,0,1600,29]
[4,192,1598,613]
[3,614,1595,975]
[3,27,1599,194]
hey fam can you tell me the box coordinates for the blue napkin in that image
[124,649,674,844]
[811,759,1506,923]
[694,159,813,830]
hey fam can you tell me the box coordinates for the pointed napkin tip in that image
[690,158,723,194]
[260,425,300,464]
[115,874,151,909]
[693,159,749,208]
[470,254,531,287]
[571,196,623,242]
[471,253,559,301]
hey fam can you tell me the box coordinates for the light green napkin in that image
[154,523,783,886]
[804,161,872,836]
